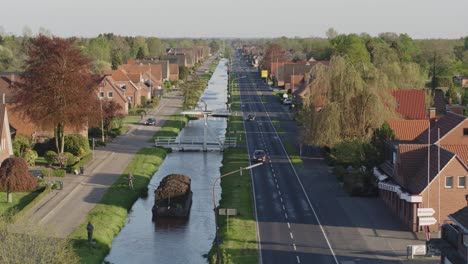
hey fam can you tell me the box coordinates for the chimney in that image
[2,93,5,104]
[429,107,436,119]
[10,74,15,86]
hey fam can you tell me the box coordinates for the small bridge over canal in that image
[154,101,236,151]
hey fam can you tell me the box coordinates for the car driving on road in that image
[252,150,266,162]
[246,114,255,121]
[145,118,156,126]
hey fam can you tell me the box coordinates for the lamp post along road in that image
[212,162,263,264]
[100,98,105,142]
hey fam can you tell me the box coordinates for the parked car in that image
[246,114,255,121]
[29,169,43,179]
[145,118,156,126]
[252,150,267,162]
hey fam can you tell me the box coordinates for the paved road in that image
[234,52,437,264]
[22,56,217,238]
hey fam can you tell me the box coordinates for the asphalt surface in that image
[234,52,438,264]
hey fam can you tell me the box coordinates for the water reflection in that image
[105,59,228,264]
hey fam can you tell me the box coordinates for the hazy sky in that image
[1,0,467,39]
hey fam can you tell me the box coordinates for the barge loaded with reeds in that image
[152,174,193,218]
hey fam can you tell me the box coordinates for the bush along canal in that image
[104,59,230,264]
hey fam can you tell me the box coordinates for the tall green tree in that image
[16,36,100,153]
[330,34,371,65]
[111,50,122,70]
[301,56,395,147]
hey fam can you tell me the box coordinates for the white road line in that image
[282,204,286,210]
[293,244,297,251]
[285,213,288,219]
[296,256,301,263]
[276,184,279,189]
[287,222,290,228]
[280,197,283,203]
[258,84,339,264]
[290,232,294,239]
[278,190,281,195]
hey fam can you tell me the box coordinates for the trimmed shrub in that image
[44,151,57,166]
[64,135,90,158]
[22,148,38,166]
[12,135,32,157]
[64,152,78,167]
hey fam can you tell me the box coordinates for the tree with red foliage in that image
[0,157,38,203]
[260,44,288,74]
[101,99,124,133]
[16,35,100,153]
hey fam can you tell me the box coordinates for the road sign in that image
[419,217,437,226]
[417,208,435,217]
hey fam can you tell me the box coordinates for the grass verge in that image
[69,147,168,263]
[0,186,48,217]
[208,147,258,264]
[283,141,303,166]
[148,114,189,142]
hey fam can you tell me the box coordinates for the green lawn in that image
[208,147,258,264]
[69,147,168,264]
[148,114,188,142]
[0,188,45,217]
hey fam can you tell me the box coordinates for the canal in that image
[105,59,228,264]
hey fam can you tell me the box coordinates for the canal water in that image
[105,59,228,264]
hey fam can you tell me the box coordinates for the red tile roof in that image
[440,145,468,167]
[391,90,427,120]
[387,120,429,141]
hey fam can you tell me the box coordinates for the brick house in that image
[95,75,128,115]
[169,64,179,81]
[431,206,468,264]
[377,112,468,232]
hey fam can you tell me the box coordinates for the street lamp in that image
[211,162,263,264]
[228,76,246,104]
[99,98,105,143]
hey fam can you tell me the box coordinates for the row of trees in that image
[0,28,225,73]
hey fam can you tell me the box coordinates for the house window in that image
[464,128,468,135]
[445,176,454,188]
[458,176,466,188]
[108,92,113,98]
[99,91,104,98]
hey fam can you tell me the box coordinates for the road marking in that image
[276,184,279,189]
[287,222,290,228]
[293,243,297,251]
[296,256,301,263]
[290,232,294,239]
[278,190,281,195]
[259,89,339,264]
[280,197,283,203]
[282,204,286,210]
[285,213,288,219]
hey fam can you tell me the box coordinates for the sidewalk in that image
[22,90,183,237]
